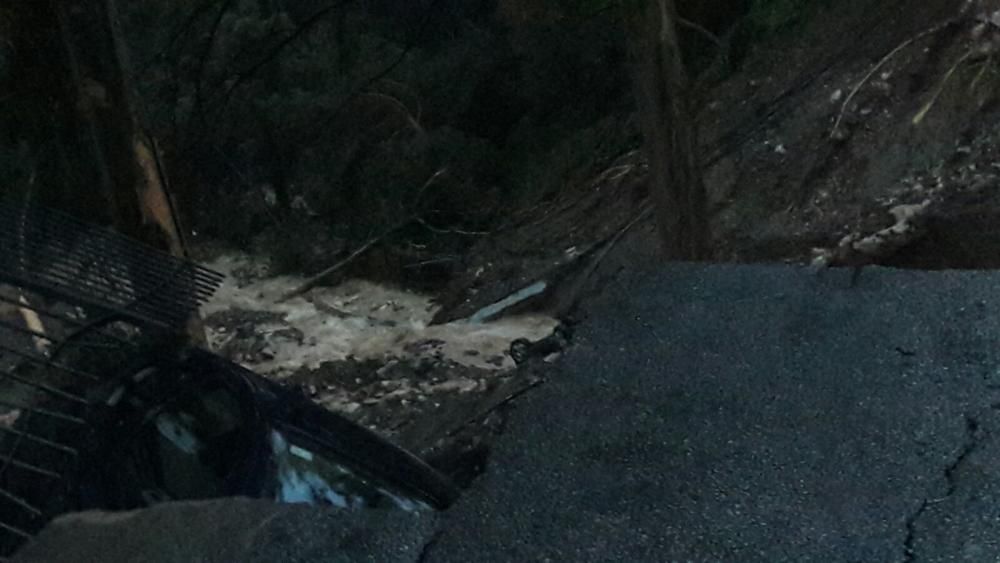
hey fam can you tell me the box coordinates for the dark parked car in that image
[75,345,460,512]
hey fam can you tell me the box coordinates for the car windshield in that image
[119,360,434,511]
[269,428,430,511]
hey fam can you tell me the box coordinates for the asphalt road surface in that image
[16,264,1000,562]
[426,264,1000,562]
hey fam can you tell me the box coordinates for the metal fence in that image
[0,200,222,557]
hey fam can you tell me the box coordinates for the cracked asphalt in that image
[15,264,1000,562]
[424,264,1000,562]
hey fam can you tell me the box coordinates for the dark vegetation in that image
[17,1,994,295]
[122,0,639,274]
[1,0,821,285]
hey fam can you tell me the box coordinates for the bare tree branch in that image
[830,19,954,138]
[147,0,219,67]
[306,0,441,136]
[677,16,723,49]
[215,2,347,112]
[189,0,238,134]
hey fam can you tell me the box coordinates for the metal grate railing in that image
[0,202,223,331]
[0,200,223,557]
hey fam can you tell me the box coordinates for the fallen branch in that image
[277,168,449,302]
[277,232,390,303]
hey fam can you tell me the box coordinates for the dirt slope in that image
[435,0,1000,322]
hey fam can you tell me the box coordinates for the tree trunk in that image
[54,0,189,255]
[625,0,710,260]
[8,0,204,342]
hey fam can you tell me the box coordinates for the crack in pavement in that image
[902,416,981,562]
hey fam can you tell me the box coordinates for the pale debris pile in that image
[810,200,931,269]
[200,253,559,378]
